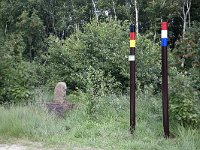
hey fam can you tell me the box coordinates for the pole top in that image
[130,24,135,32]
[161,22,168,30]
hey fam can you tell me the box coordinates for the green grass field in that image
[0,92,199,150]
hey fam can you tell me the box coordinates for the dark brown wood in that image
[162,46,169,138]
[130,24,136,134]
[130,47,135,133]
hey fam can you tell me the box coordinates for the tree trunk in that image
[154,30,157,43]
[52,15,56,35]
[4,22,8,35]
[188,11,191,28]
[182,0,191,37]
[153,0,156,42]
[112,0,117,20]
[183,12,187,34]
[134,0,139,34]
[187,0,191,28]
[91,0,98,21]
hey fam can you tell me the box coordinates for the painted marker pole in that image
[161,22,169,138]
[129,24,136,133]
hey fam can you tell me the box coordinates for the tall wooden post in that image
[161,22,169,138]
[130,24,136,133]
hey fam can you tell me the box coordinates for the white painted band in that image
[161,30,168,38]
[129,55,135,61]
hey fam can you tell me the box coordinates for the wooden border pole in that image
[161,22,169,138]
[130,24,136,133]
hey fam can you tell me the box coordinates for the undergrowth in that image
[0,91,199,150]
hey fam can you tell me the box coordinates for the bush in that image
[0,32,46,103]
[44,20,164,94]
[135,35,162,92]
[81,66,120,119]
[0,45,45,103]
[173,22,200,69]
[44,21,129,91]
[169,67,200,128]
[170,22,200,128]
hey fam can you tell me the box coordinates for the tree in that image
[181,0,192,35]
[134,0,139,34]
[190,0,200,22]
[174,22,200,69]
[91,0,98,21]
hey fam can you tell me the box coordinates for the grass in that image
[0,90,199,150]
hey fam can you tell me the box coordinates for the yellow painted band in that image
[130,40,136,48]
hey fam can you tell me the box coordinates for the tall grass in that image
[0,90,199,150]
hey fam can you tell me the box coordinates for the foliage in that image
[173,22,200,99]
[3,33,25,62]
[135,36,162,91]
[81,66,120,119]
[0,0,46,61]
[45,21,165,94]
[188,68,200,93]
[0,41,45,103]
[190,0,200,22]
[174,22,200,69]
[0,60,37,104]
[169,68,200,128]
[44,21,128,91]
[16,9,46,61]
[83,66,120,95]
[1,0,198,61]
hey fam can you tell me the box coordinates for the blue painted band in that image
[130,24,135,32]
[161,38,168,46]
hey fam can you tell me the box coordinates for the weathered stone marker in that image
[46,82,74,117]
[53,82,67,103]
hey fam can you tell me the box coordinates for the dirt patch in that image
[0,142,55,150]
[0,144,27,150]
[0,144,103,150]
[0,139,102,150]
[0,140,45,150]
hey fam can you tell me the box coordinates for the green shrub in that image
[82,66,120,95]
[45,20,164,93]
[188,68,200,95]
[169,67,199,128]
[1,85,31,104]
[173,22,200,70]
[81,66,120,119]
[170,22,200,128]
[44,21,129,91]
[0,56,44,103]
[135,36,163,92]
[0,33,44,103]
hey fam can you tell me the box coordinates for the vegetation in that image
[0,0,199,149]
[0,92,199,150]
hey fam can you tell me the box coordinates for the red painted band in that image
[130,32,136,40]
[161,22,168,30]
